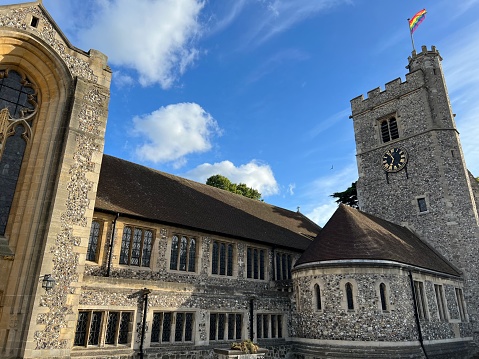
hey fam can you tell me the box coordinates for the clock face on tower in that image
[382,147,408,172]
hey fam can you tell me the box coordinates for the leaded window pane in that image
[105,312,119,344]
[130,228,142,266]
[227,244,233,276]
[263,314,268,338]
[88,312,102,345]
[271,315,277,338]
[277,315,282,338]
[219,243,226,275]
[281,254,287,280]
[259,250,264,280]
[218,313,225,340]
[227,314,235,339]
[0,70,36,119]
[209,313,217,340]
[276,253,281,280]
[87,221,101,262]
[120,227,131,265]
[162,312,172,342]
[185,313,193,341]
[247,248,252,278]
[142,230,153,267]
[170,236,179,270]
[74,312,89,346]
[253,249,258,279]
[179,236,187,271]
[175,313,184,342]
[188,238,196,272]
[287,255,292,279]
[0,124,26,236]
[151,313,162,343]
[235,314,242,340]
[118,312,130,344]
[256,314,262,338]
[212,241,218,274]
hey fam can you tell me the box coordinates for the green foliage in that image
[231,339,259,354]
[331,181,359,208]
[206,175,262,200]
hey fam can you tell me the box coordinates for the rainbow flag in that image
[409,9,427,34]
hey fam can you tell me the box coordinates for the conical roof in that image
[295,204,460,276]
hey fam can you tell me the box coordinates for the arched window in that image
[314,284,322,311]
[380,117,399,143]
[0,69,38,236]
[380,283,388,311]
[345,282,354,310]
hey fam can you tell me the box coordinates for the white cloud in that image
[305,202,338,227]
[77,0,205,88]
[132,103,221,166]
[185,160,279,196]
[288,183,295,196]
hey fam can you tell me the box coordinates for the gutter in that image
[106,213,119,277]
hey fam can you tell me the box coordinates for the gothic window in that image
[256,314,283,339]
[345,282,354,310]
[379,283,388,311]
[74,310,132,347]
[151,311,194,343]
[209,312,242,341]
[246,246,265,280]
[380,117,399,143]
[274,252,292,280]
[211,240,234,276]
[314,284,322,311]
[86,220,101,262]
[455,288,467,322]
[169,235,196,272]
[0,69,38,236]
[413,280,429,320]
[119,226,153,267]
[434,284,447,321]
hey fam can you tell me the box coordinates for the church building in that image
[0,2,478,359]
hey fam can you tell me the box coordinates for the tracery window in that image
[151,311,194,343]
[119,226,153,267]
[0,69,38,236]
[74,310,132,347]
[86,220,101,262]
[380,117,399,143]
[246,246,265,280]
[211,240,234,276]
[170,235,196,272]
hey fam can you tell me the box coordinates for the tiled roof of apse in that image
[95,155,320,251]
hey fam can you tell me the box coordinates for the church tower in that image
[350,45,479,340]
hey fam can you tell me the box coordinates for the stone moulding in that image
[214,348,268,359]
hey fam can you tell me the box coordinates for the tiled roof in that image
[95,155,320,250]
[295,204,461,276]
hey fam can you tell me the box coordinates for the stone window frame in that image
[413,280,429,320]
[433,283,449,322]
[245,245,268,281]
[455,287,468,322]
[311,280,325,312]
[118,225,155,268]
[374,280,392,313]
[73,309,134,348]
[415,195,429,215]
[167,233,199,274]
[150,310,196,344]
[339,278,358,312]
[210,239,236,278]
[378,113,400,144]
[208,311,244,342]
[255,312,284,340]
[274,250,293,281]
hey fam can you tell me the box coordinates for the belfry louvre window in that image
[256,314,283,339]
[74,310,132,347]
[414,281,429,320]
[151,312,194,343]
[380,117,399,143]
[119,226,153,267]
[246,247,265,280]
[212,240,234,276]
[170,235,196,272]
[275,252,292,280]
[86,220,101,262]
[209,313,242,341]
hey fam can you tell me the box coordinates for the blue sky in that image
[6,0,479,225]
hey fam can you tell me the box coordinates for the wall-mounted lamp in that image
[41,274,55,291]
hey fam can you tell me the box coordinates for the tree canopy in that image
[331,181,358,208]
[206,174,262,200]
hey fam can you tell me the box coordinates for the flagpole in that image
[408,18,416,52]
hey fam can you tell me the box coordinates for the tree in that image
[206,175,262,200]
[331,181,358,208]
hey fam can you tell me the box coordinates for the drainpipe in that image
[408,271,429,359]
[249,297,255,340]
[139,288,151,359]
[106,213,120,277]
